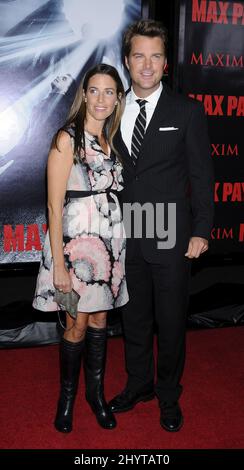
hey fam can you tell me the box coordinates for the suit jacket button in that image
[135,176,139,181]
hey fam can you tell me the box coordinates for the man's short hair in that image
[122,19,168,60]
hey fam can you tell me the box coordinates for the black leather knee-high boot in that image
[84,326,116,429]
[54,337,84,433]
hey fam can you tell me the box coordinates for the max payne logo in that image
[3,224,47,252]
[192,0,244,24]
[188,94,244,116]
[215,182,244,201]
[211,225,244,241]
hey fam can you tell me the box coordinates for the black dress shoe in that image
[160,402,183,432]
[109,386,155,413]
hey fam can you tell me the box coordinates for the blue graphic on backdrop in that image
[0,0,141,263]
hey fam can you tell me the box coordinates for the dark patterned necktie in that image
[131,99,147,164]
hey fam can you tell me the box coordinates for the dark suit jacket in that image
[114,84,214,263]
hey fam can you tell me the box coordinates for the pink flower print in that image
[69,268,86,293]
[112,221,125,243]
[85,144,104,172]
[111,161,124,191]
[93,172,111,191]
[42,232,53,269]
[111,238,122,261]
[64,235,111,282]
[70,281,113,312]
[37,267,53,292]
[88,169,96,187]
[67,165,81,190]
[33,264,57,311]
[111,261,124,297]
[85,146,98,157]
[63,200,92,238]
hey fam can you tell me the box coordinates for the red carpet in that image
[1,327,244,449]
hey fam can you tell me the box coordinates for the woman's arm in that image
[47,131,74,293]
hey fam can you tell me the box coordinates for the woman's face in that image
[84,73,118,123]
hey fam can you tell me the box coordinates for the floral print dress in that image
[33,128,128,313]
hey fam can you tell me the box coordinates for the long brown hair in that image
[55,63,125,158]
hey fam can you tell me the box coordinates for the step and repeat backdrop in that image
[176,0,244,253]
[0,0,141,264]
[0,0,243,263]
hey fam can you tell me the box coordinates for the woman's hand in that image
[53,265,73,293]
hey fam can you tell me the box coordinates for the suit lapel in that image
[114,84,173,172]
[115,128,129,157]
[116,86,132,161]
[114,128,135,174]
[141,84,172,150]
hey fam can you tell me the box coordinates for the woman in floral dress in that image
[33,64,128,433]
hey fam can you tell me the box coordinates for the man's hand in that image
[185,237,209,259]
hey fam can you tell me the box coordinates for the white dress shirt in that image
[121,82,163,154]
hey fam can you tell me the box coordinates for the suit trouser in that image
[122,240,191,403]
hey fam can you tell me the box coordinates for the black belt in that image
[65,189,119,210]
[65,189,118,199]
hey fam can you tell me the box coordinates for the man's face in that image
[52,75,73,94]
[125,35,167,98]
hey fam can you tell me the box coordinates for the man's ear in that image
[125,56,129,70]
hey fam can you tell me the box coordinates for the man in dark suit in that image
[109,20,214,431]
